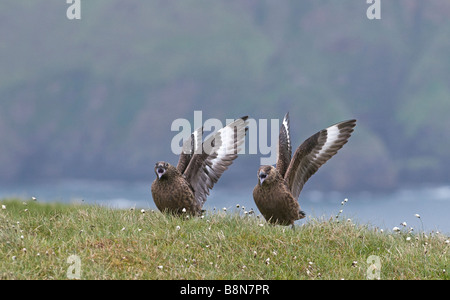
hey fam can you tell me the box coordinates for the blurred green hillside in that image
[1,0,450,191]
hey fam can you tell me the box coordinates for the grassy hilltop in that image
[0,199,448,280]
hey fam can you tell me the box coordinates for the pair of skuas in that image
[151,114,356,226]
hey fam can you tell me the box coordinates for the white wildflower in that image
[176,225,181,231]
[182,208,186,213]
[392,226,400,232]
[414,214,420,218]
[1,205,5,210]
[400,222,407,227]
[140,209,146,214]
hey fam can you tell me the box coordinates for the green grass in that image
[0,199,448,280]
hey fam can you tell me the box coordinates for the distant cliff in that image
[1,1,450,190]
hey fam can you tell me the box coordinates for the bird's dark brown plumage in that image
[151,116,248,216]
[152,162,199,215]
[253,113,356,226]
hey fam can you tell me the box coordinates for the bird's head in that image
[154,161,170,180]
[257,165,278,186]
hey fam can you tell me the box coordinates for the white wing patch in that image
[282,115,291,150]
[209,121,246,172]
[285,119,356,200]
[192,127,203,155]
[316,124,340,159]
[184,117,248,206]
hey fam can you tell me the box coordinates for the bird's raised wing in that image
[176,126,203,174]
[183,116,248,206]
[276,112,292,178]
[284,119,356,200]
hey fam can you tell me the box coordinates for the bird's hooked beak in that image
[155,164,167,180]
[259,171,268,185]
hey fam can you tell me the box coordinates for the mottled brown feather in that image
[152,116,248,216]
[184,116,248,206]
[285,119,356,200]
[177,126,203,174]
[253,166,304,226]
[253,115,356,226]
[151,162,201,215]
